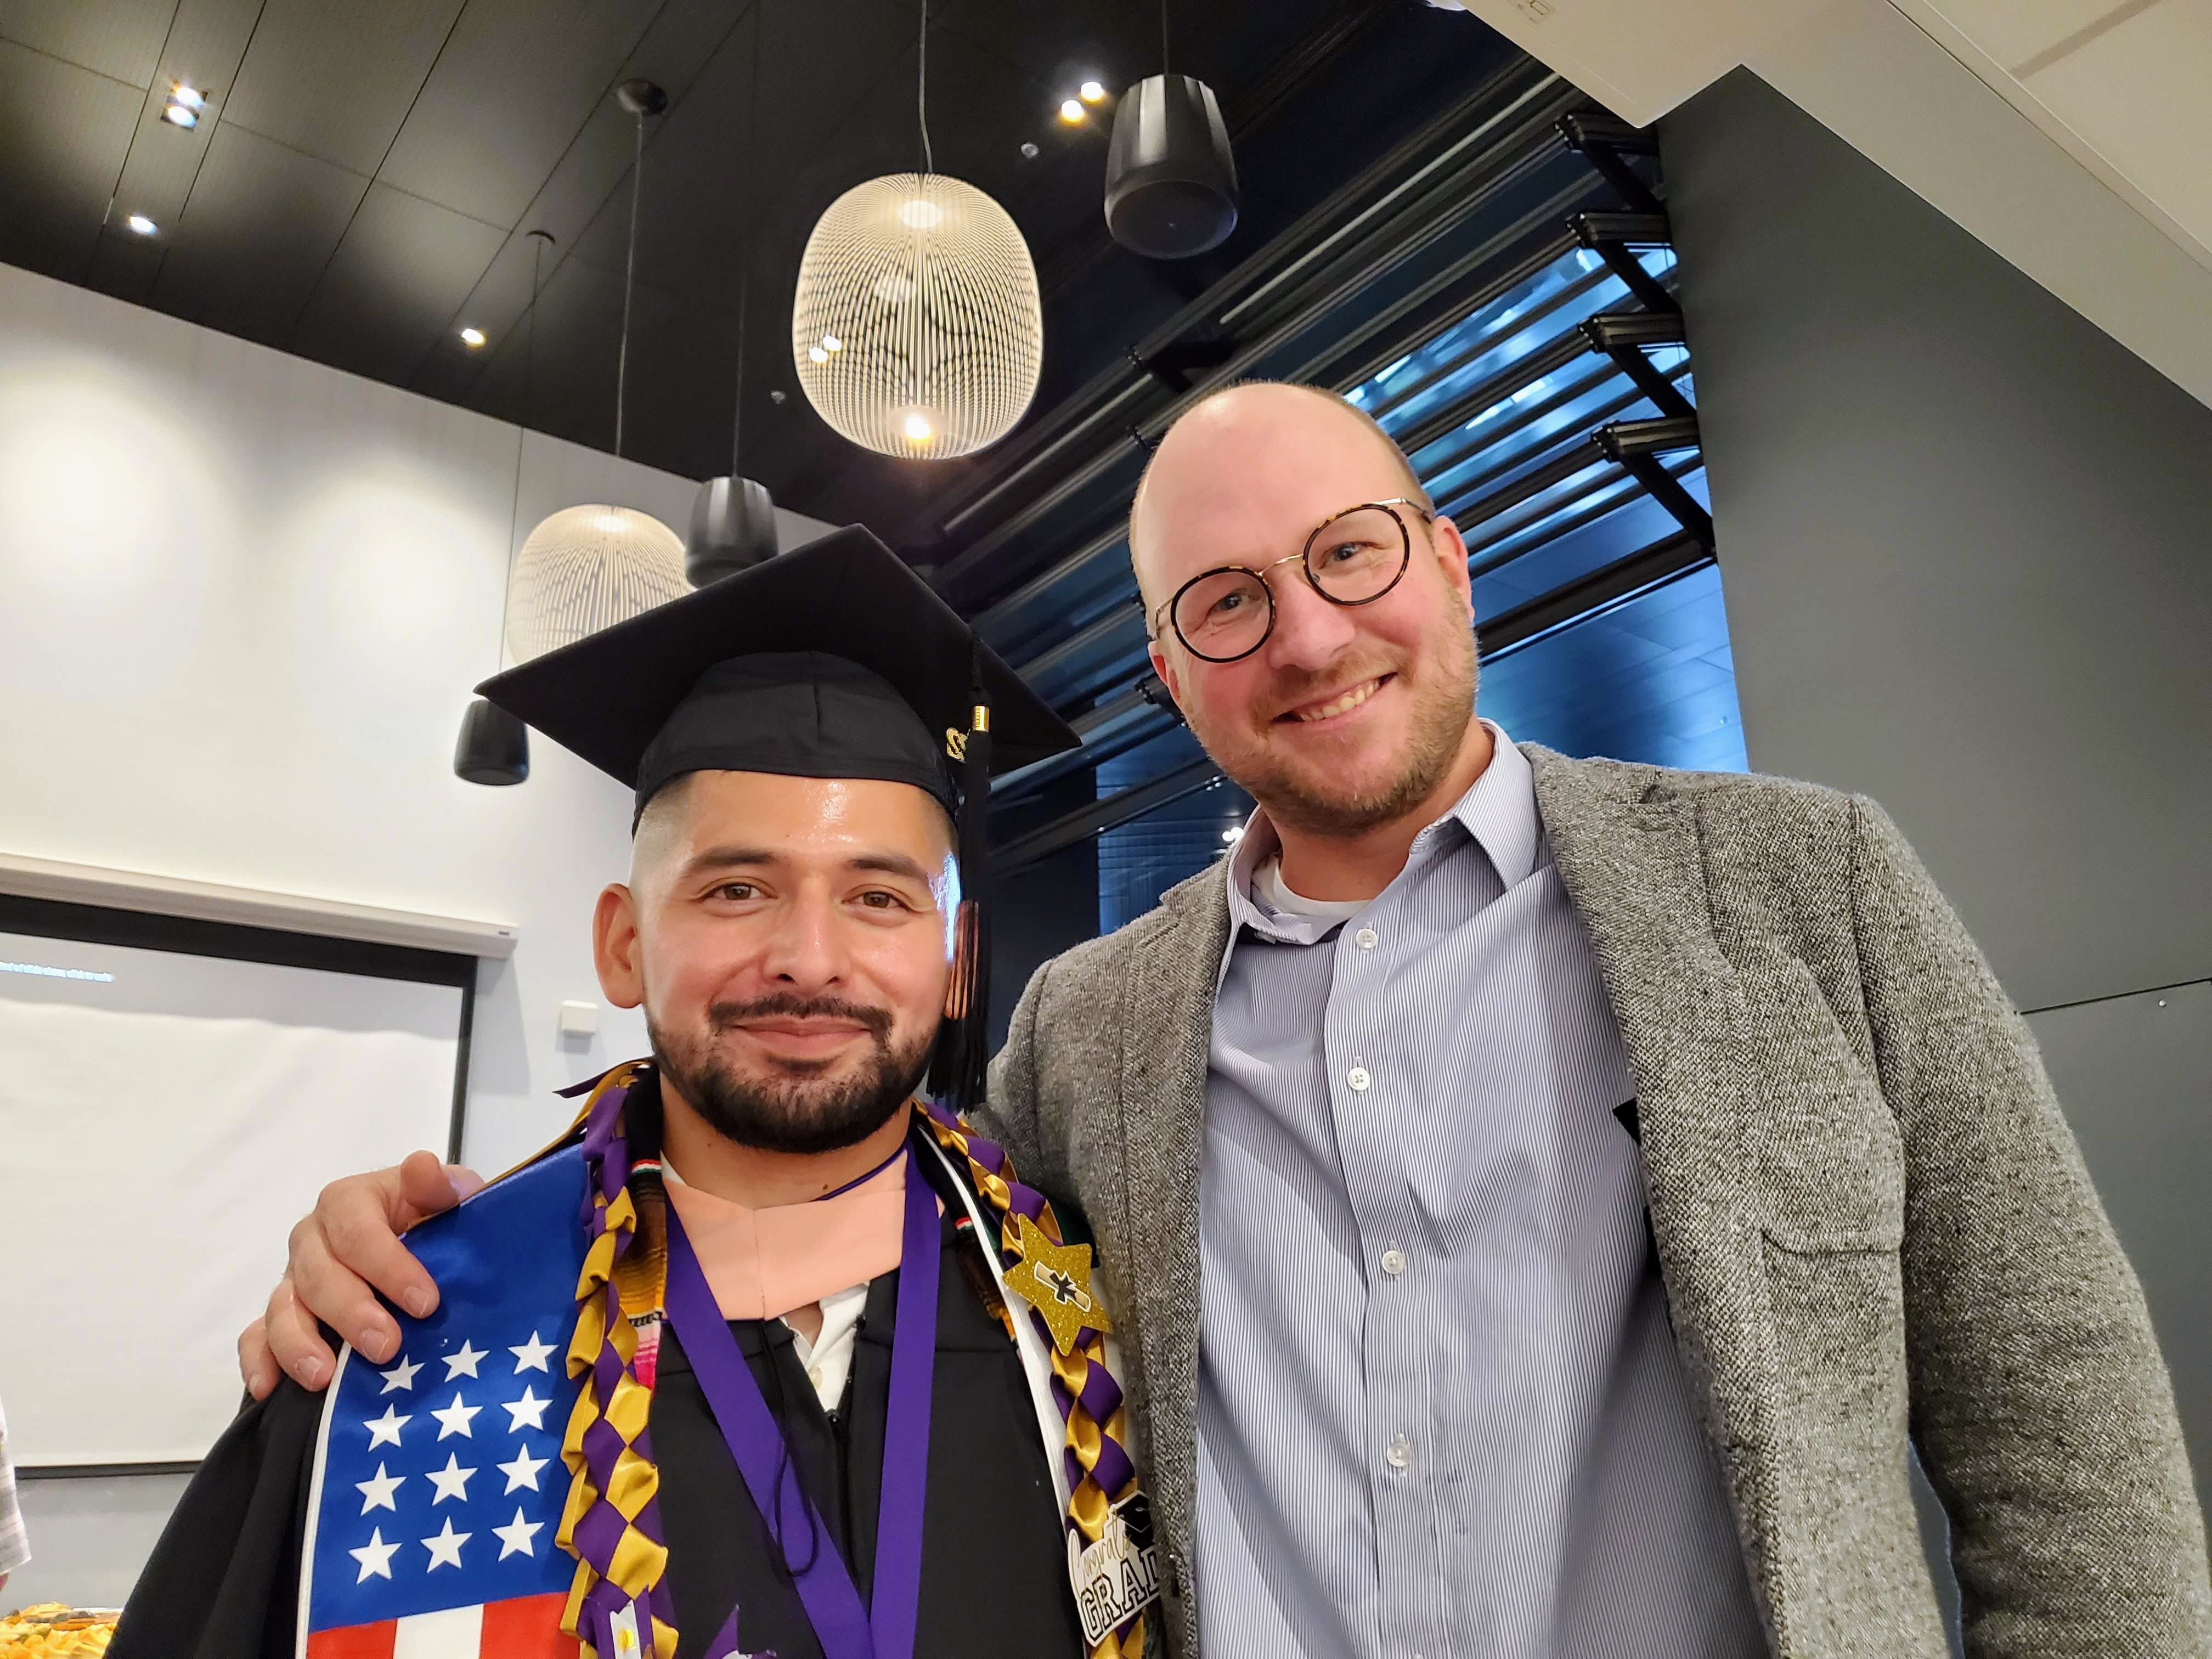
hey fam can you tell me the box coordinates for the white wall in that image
[0,257,708,1177]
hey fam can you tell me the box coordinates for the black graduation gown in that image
[110,1146,1088,1659]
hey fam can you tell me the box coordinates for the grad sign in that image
[1071,1494,1160,1650]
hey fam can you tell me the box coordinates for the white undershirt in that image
[1251,855,1370,928]
[662,1157,867,1411]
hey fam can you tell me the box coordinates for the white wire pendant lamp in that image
[790,1,1042,459]
[504,80,687,666]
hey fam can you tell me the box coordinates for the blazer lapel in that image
[1524,746,1787,1629]
[1118,866,1229,1644]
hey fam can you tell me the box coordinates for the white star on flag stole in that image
[298,1151,592,1658]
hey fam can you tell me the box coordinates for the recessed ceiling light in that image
[1080,80,1108,104]
[903,413,933,442]
[172,84,206,110]
[125,213,158,236]
[1059,99,1085,123]
[162,103,199,128]
[458,326,486,348]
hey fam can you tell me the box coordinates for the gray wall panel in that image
[1658,70,2212,1018]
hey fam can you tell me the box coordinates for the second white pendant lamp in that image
[505,79,686,663]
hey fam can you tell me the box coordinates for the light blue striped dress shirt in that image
[1197,727,1765,1658]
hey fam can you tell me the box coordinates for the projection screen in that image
[0,901,470,1468]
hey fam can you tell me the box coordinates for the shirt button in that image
[1385,1435,1411,1470]
[1347,1065,1372,1092]
[1354,926,1378,950]
[1380,1248,1407,1277]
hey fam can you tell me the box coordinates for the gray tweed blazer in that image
[979,744,2210,1658]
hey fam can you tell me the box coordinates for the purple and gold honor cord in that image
[919,1101,1149,1659]
[554,1065,1150,1659]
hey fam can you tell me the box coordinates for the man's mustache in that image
[706,994,894,1040]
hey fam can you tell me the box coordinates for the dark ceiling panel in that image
[289,182,509,382]
[0,0,171,88]
[377,0,660,229]
[221,0,466,177]
[153,122,368,344]
[408,0,751,407]
[0,37,144,281]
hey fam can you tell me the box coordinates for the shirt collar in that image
[1220,720,1538,964]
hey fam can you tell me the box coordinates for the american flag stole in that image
[295,1142,593,1658]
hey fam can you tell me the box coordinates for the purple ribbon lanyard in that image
[662,1143,941,1659]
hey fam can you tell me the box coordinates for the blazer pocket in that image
[1759,1224,1909,1442]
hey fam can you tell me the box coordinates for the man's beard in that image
[1195,603,1478,839]
[647,994,936,1156]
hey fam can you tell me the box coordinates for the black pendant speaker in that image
[1104,74,1238,260]
[453,698,528,785]
[686,475,779,586]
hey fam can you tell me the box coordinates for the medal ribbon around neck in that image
[554,1066,1148,1659]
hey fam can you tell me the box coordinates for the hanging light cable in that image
[504,80,689,665]
[454,229,557,785]
[790,0,1042,459]
[689,8,778,584]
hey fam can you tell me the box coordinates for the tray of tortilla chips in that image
[0,1604,116,1657]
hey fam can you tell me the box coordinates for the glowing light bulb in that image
[594,512,627,533]
[458,326,486,348]
[172,85,206,110]
[1079,80,1107,104]
[162,103,198,128]
[903,413,933,443]
[1059,99,1085,123]
[809,346,829,364]
[125,214,157,236]
[898,199,943,230]
[821,334,842,352]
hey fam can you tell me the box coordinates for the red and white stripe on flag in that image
[307,1592,579,1658]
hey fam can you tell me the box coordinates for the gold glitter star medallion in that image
[1002,1213,1112,1355]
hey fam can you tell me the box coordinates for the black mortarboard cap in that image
[476,525,1077,1114]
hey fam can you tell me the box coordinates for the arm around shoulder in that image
[1848,795,2211,1653]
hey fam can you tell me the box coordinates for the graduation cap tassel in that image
[930,651,994,1116]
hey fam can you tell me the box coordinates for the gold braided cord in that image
[555,1062,678,1659]
[921,1113,1148,1659]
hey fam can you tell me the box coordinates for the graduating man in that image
[112,529,1158,1659]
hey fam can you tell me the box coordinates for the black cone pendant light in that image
[453,697,529,785]
[687,8,778,586]
[1105,0,1237,259]
[454,227,557,786]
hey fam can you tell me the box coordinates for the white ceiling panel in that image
[2019,0,2212,255]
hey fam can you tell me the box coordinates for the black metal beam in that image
[997,755,1227,875]
[1578,312,1695,421]
[1567,210,1677,315]
[1477,529,1710,659]
[1556,111,1664,216]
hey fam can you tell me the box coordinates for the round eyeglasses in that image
[1149,498,1432,663]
